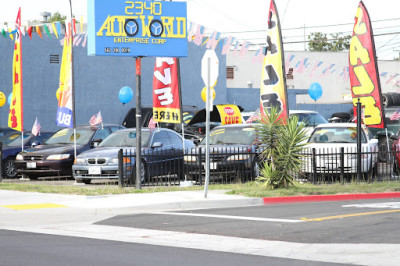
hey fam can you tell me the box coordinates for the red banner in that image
[349,1,385,128]
[259,0,288,123]
[152,57,182,124]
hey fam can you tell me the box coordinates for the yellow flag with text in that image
[8,7,23,132]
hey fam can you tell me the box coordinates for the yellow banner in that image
[153,107,181,124]
[216,104,242,125]
[8,26,23,131]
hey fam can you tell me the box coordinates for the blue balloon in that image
[7,93,12,105]
[308,82,323,101]
[119,86,133,104]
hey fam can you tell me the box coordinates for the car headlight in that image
[184,155,198,162]
[75,158,86,164]
[110,158,119,164]
[227,154,250,161]
[47,154,70,160]
[16,154,23,161]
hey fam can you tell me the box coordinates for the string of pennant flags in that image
[0,16,87,46]
[188,21,400,89]
[1,17,400,88]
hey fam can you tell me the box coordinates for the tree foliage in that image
[48,12,67,23]
[256,108,309,189]
[308,32,351,52]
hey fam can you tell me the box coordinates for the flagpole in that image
[69,0,77,162]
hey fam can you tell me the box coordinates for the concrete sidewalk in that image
[0,189,264,211]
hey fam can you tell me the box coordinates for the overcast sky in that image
[1,0,399,59]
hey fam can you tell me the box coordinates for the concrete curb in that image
[263,192,400,204]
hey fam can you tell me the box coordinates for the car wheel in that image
[3,157,17,178]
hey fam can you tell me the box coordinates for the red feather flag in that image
[349,1,385,128]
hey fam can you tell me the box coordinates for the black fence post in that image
[118,149,123,188]
[340,147,344,185]
[312,148,317,184]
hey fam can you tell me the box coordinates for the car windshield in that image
[308,127,367,143]
[45,128,96,145]
[291,112,328,127]
[201,127,257,145]
[99,130,151,147]
[0,132,30,146]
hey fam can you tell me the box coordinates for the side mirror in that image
[91,139,102,148]
[152,142,163,148]
[31,141,39,148]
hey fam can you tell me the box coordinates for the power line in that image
[219,17,400,34]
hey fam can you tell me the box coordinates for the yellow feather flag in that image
[8,7,23,132]
[51,22,59,39]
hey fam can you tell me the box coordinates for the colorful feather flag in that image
[8,7,23,131]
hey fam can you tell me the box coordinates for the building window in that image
[226,67,234,79]
[50,54,60,64]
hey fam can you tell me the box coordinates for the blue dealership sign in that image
[88,0,187,57]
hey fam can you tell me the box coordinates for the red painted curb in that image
[263,192,400,204]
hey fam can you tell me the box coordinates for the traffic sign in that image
[201,50,219,87]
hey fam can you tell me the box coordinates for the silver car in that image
[72,128,194,184]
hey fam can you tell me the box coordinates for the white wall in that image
[227,51,400,104]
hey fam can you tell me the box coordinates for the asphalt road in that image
[0,230,341,266]
[2,183,400,265]
[98,198,400,244]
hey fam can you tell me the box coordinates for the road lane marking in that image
[0,203,67,210]
[150,211,304,223]
[343,202,400,209]
[301,209,400,222]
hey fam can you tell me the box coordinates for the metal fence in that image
[119,148,260,187]
[118,146,400,187]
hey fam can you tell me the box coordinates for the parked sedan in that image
[302,123,378,179]
[15,124,123,180]
[0,131,53,178]
[184,124,261,182]
[73,128,195,184]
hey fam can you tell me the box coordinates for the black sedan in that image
[0,131,53,179]
[14,124,123,180]
[184,124,261,183]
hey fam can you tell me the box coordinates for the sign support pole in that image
[204,57,211,198]
[69,0,77,163]
[135,57,142,189]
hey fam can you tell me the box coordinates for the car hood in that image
[189,144,255,154]
[78,146,137,159]
[305,142,373,150]
[187,105,244,126]
[21,144,86,155]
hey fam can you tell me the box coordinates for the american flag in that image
[31,117,41,136]
[89,111,103,126]
[390,108,400,121]
[246,109,261,123]
[148,117,157,129]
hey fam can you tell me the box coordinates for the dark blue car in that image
[0,131,53,179]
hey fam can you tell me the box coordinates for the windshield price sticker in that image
[88,0,187,57]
